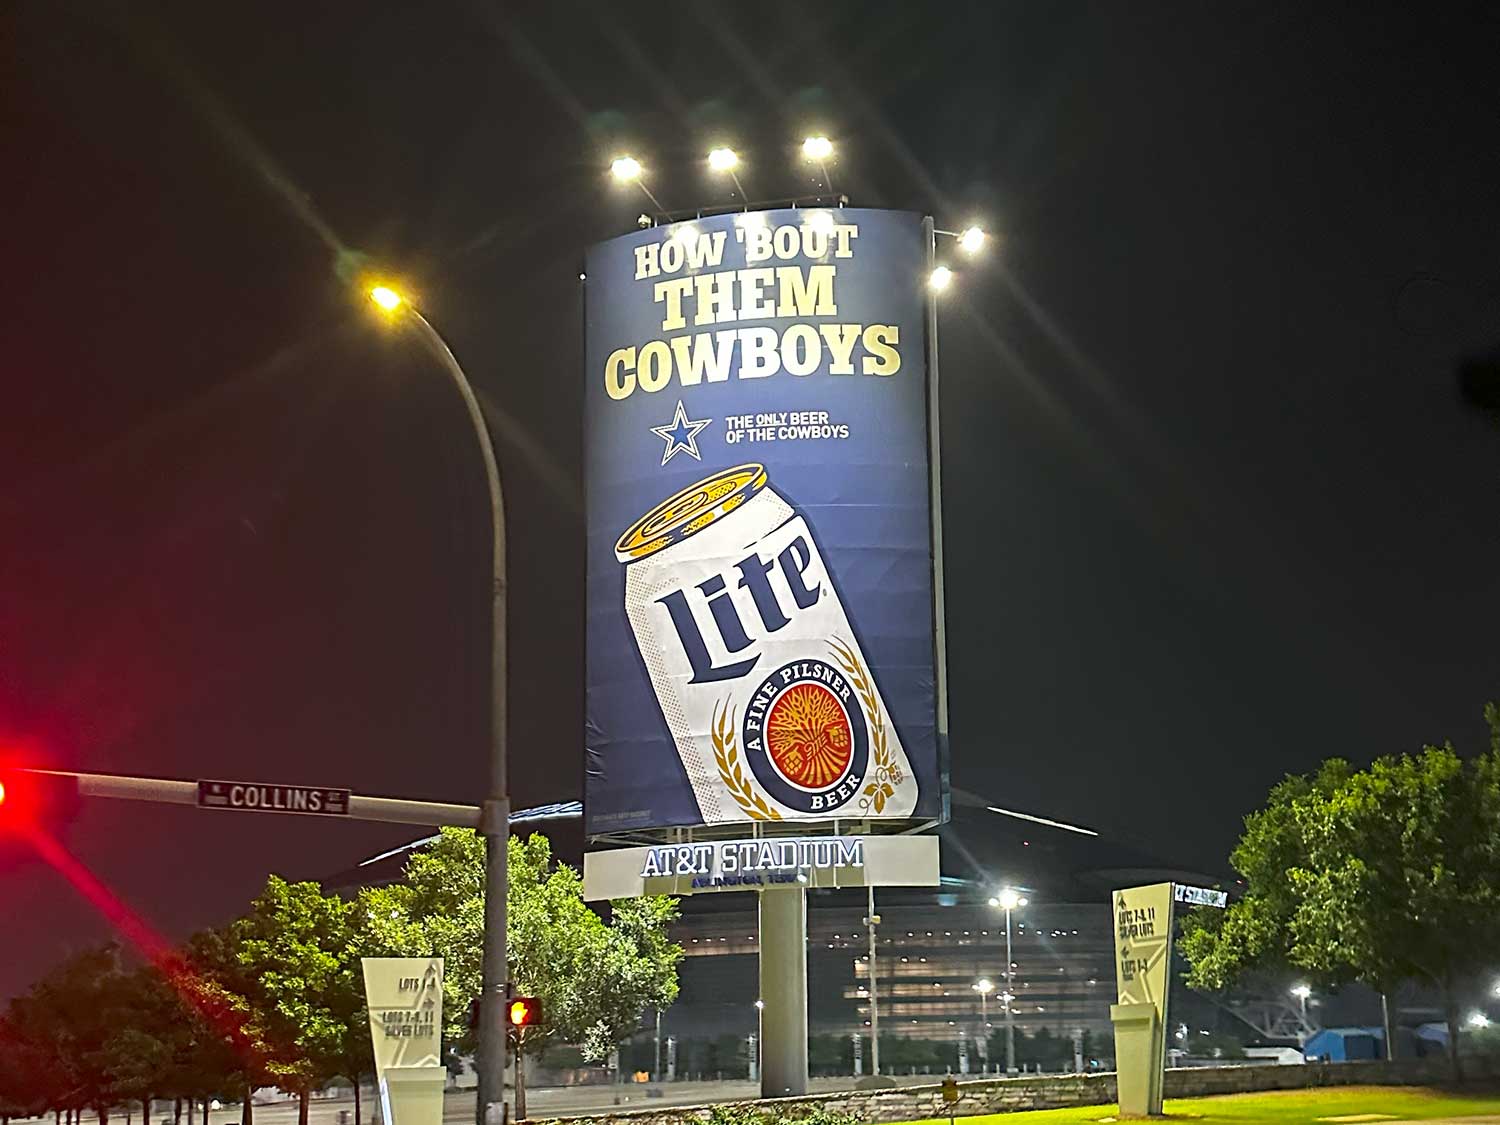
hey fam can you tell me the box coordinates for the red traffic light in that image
[507,997,540,1028]
[0,768,82,834]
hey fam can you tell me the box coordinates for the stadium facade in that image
[327,790,1229,1069]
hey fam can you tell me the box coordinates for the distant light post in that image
[365,285,510,1125]
[865,886,882,1077]
[801,135,836,198]
[707,147,747,203]
[610,154,664,212]
[753,998,765,1081]
[1291,983,1312,1041]
[973,978,994,1072]
[989,887,1028,1073]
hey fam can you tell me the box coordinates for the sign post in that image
[362,958,446,1125]
[1110,884,1176,1117]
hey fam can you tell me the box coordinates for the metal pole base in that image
[758,888,808,1098]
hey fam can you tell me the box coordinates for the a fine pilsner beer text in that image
[616,463,917,823]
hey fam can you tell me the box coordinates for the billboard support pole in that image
[922,216,952,815]
[758,888,809,1098]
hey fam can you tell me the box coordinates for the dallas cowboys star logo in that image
[650,399,711,465]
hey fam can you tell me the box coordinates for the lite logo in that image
[656,531,822,684]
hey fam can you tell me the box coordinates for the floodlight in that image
[802,136,833,161]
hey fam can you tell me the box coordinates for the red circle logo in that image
[765,682,853,790]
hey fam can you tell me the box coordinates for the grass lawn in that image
[910,1085,1500,1125]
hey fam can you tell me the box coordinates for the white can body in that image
[621,476,917,824]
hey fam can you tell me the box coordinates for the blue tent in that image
[1303,1027,1385,1062]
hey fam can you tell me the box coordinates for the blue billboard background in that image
[584,208,942,833]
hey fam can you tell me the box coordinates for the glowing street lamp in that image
[802,135,836,199]
[958,226,986,254]
[368,285,403,312]
[707,147,748,203]
[610,155,663,212]
[802,135,834,161]
[928,266,954,293]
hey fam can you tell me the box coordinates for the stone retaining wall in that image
[534,1056,1500,1125]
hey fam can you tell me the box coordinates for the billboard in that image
[585,208,944,833]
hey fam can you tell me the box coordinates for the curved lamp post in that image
[367,286,510,1125]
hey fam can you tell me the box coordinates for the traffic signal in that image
[0,769,83,867]
[507,997,541,1030]
[0,769,81,829]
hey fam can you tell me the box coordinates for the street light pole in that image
[972,979,992,1073]
[1291,984,1312,1045]
[1004,907,1015,1073]
[989,888,1027,1075]
[374,292,510,1124]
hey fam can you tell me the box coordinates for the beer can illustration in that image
[615,463,917,823]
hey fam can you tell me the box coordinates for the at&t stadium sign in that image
[639,835,865,889]
[584,209,947,833]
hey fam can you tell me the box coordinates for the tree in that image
[1181,702,1500,1079]
[6,946,137,1125]
[226,877,363,1125]
[0,1013,55,1120]
[185,925,279,1125]
[357,830,682,1118]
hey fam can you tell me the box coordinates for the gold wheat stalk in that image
[829,637,904,812]
[711,700,781,821]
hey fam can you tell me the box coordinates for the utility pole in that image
[866,885,881,1077]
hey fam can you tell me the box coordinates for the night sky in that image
[3,2,1498,999]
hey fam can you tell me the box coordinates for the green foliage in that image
[227,876,364,1094]
[357,829,682,1061]
[703,1104,860,1125]
[705,1104,776,1125]
[1181,701,1500,1076]
[356,827,486,1050]
[5,945,137,1113]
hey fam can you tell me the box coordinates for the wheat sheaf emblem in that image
[828,636,905,815]
[711,700,782,821]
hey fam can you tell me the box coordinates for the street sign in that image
[197,779,349,816]
[1173,882,1229,908]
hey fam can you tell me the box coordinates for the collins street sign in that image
[1173,883,1229,908]
[197,779,350,816]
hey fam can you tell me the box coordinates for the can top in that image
[615,463,768,562]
